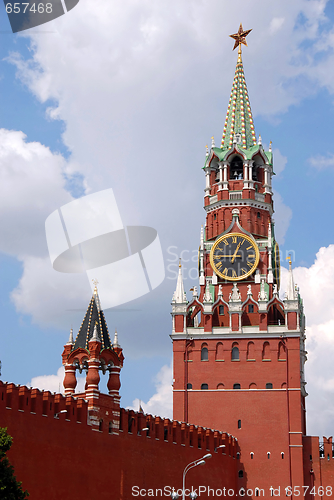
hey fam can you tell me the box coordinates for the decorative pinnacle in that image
[67,327,74,345]
[230,23,252,60]
[211,136,215,148]
[91,321,100,342]
[113,328,120,348]
[286,255,292,268]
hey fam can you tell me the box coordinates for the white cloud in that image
[128,361,173,419]
[11,255,90,327]
[28,366,86,394]
[308,153,334,170]
[280,245,334,438]
[273,148,288,176]
[0,128,73,258]
[269,17,285,34]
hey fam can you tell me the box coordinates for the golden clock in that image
[210,232,260,281]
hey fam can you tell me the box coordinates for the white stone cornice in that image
[205,198,273,215]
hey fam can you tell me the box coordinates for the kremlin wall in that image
[2,25,334,499]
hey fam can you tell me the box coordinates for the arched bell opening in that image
[252,154,265,184]
[230,156,244,180]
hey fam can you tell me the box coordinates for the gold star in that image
[229,23,252,51]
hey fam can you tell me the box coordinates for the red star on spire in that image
[229,23,252,51]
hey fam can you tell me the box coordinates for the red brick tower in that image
[62,283,124,432]
[171,25,307,494]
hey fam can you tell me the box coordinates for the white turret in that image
[172,260,187,304]
[67,328,74,345]
[285,256,297,301]
[113,329,120,348]
[91,322,99,342]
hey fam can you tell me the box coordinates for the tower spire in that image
[221,24,256,150]
[172,259,187,304]
[285,255,297,301]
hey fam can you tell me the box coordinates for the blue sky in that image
[1,0,334,435]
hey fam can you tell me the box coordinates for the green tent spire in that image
[221,24,257,150]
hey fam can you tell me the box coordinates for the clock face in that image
[210,232,260,281]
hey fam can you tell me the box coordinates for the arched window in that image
[247,341,255,360]
[238,470,244,478]
[262,342,271,360]
[219,305,224,315]
[248,304,254,313]
[238,419,242,429]
[266,383,273,389]
[217,383,224,390]
[230,156,243,179]
[232,345,239,361]
[281,452,284,459]
[250,452,254,459]
[249,383,257,389]
[267,452,270,459]
[234,384,241,390]
[201,346,208,361]
[187,383,192,390]
[215,342,224,360]
[236,452,240,459]
[201,383,208,390]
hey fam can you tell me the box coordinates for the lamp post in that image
[171,453,212,499]
[54,409,67,418]
[215,444,226,452]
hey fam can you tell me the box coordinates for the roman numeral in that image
[248,254,255,259]
[241,268,247,275]
[247,261,253,268]
[215,262,222,269]
[223,239,229,245]
[232,270,237,278]
[232,236,237,243]
[222,268,228,276]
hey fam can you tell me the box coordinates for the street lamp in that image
[54,409,67,418]
[215,444,226,452]
[171,453,212,499]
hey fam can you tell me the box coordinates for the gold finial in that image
[286,255,292,267]
[230,23,252,61]
[92,278,99,292]
[179,258,181,268]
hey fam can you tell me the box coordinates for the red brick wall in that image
[0,382,238,500]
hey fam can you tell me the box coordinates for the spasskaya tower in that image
[171,25,308,495]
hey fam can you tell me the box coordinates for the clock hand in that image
[218,255,241,258]
[230,242,241,264]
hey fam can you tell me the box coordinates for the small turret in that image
[172,260,187,304]
[113,329,120,348]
